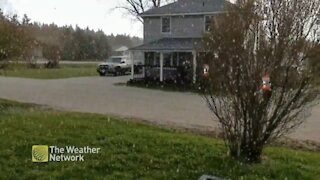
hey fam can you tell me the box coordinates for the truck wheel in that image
[99,72,106,76]
[99,69,107,76]
[114,67,121,76]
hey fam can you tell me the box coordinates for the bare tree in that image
[202,0,320,163]
[119,0,176,22]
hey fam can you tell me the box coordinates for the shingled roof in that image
[130,38,203,51]
[140,0,231,17]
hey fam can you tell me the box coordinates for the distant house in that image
[31,46,43,59]
[26,42,44,62]
[112,46,129,56]
[130,0,230,83]
[113,46,144,65]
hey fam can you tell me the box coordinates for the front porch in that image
[130,38,203,85]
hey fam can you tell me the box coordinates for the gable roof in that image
[140,0,231,17]
[114,46,129,52]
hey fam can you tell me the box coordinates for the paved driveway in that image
[0,76,319,142]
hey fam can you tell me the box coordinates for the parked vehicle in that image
[97,56,131,76]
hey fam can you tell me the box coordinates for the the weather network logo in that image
[32,145,49,163]
[32,145,101,163]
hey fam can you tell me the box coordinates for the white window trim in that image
[204,15,214,33]
[161,16,171,34]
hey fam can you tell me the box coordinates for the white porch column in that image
[160,52,164,82]
[130,51,134,80]
[192,51,197,84]
[177,53,180,66]
[142,52,146,78]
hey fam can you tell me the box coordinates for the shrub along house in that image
[129,0,230,84]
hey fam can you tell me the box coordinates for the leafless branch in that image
[202,0,320,163]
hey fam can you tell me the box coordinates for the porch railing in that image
[133,65,192,83]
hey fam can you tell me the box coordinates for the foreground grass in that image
[0,99,319,179]
[0,63,98,79]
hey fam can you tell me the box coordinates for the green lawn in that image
[0,99,319,179]
[314,76,320,86]
[0,64,98,79]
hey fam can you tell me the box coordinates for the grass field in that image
[0,63,98,79]
[0,99,319,179]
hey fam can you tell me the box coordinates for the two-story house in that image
[130,0,230,84]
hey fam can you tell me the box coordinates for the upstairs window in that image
[205,15,214,32]
[161,17,171,33]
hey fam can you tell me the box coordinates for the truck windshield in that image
[108,58,122,63]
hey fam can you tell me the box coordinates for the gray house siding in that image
[131,0,229,83]
[144,15,206,43]
[144,17,161,43]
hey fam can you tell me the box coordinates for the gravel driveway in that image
[0,76,319,142]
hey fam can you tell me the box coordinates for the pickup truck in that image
[97,56,131,76]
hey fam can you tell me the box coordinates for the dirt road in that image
[0,76,318,142]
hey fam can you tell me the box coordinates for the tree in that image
[0,8,4,20]
[22,14,31,26]
[95,30,111,60]
[0,11,33,62]
[0,10,113,63]
[202,0,320,163]
[120,0,176,22]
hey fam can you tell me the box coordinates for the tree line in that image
[0,9,142,65]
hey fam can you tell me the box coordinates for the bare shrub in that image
[202,0,320,163]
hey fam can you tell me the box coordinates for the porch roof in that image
[130,38,203,52]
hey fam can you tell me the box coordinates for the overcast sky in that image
[0,0,143,37]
